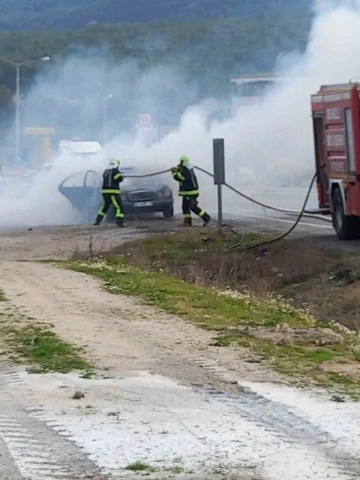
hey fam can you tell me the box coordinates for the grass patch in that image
[0,289,6,301]
[66,254,360,392]
[2,324,93,374]
[67,259,315,330]
[124,461,156,472]
[102,230,360,333]
[72,391,85,400]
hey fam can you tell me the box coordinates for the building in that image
[230,73,284,115]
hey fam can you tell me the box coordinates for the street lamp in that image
[96,93,113,145]
[0,55,50,162]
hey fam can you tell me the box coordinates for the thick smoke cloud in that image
[0,0,359,228]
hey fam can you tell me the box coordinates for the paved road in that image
[0,181,354,252]
[188,182,336,240]
[196,183,360,253]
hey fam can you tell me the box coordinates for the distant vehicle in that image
[58,139,103,161]
[0,167,34,197]
[237,167,257,186]
[58,167,174,221]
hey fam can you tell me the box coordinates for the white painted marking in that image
[233,212,333,230]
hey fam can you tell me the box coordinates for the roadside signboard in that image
[25,127,56,135]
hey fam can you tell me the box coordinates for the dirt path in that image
[0,224,360,479]
[0,259,277,386]
[0,221,176,261]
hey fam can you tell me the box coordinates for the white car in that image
[59,139,103,162]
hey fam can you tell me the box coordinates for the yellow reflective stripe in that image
[172,172,185,181]
[114,173,122,180]
[183,214,192,218]
[102,189,120,194]
[178,190,199,196]
[97,202,105,216]
[97,204,105,216]
[199,209,206,217]
[110,195,124,218]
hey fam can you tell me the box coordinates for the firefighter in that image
[171,155,211,226]
[94,157,125,227]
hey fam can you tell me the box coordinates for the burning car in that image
[58,167,174,222]
[116,167,174,218]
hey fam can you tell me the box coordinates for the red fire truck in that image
[311,82,360,240]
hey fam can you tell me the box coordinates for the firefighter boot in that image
[202,212,211,226]
[93,215,102,226]
[183,217,192,227]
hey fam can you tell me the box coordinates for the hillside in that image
[1,0,310,30]
[0,14,311,93]
[0,5,312,136]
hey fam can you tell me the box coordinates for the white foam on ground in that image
[241,381,360,459]
[6,370,357,479]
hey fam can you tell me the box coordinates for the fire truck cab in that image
[311,82,360,240]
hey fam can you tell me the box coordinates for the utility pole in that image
[15,63,20,162]
[0,55,50,162]
[97,93,113,145]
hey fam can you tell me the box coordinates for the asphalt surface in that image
[201,184,360,254]
[0,184,342,249]
[203,184,335,238]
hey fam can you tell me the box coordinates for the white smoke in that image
[150,0,360,172]
[1,0,360,227]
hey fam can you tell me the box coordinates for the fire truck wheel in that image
[332,187,358,240]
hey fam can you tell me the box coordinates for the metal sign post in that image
[213,138,225,228]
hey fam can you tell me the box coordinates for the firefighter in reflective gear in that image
[171,155,211,226]
[94,158,125,227]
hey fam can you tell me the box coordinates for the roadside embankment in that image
[66,229,360,394]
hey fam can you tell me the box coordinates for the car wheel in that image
[163,206,174,218]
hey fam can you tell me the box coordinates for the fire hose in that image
[74,165,326,253]
[121,165,327,252]
[124,166,329,219]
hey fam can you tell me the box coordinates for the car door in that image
[58,170,102,217]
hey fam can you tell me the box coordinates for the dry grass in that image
[65,228,360,392]
[90,229,360,332]
[67,243,360,392]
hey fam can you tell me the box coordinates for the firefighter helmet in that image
[110,157,120,168]
[179,155,190,167]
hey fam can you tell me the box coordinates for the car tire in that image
[332,187,358,240]
[163,206,174,218]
